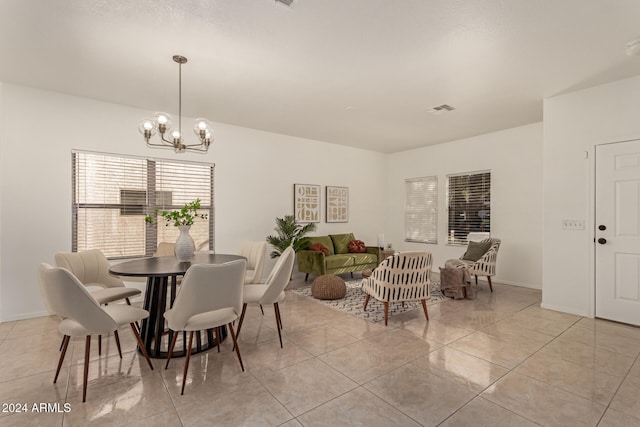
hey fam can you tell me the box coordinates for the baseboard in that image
[540,302,590,317]
[2,310,50,322]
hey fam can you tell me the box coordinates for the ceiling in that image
[2,0,640,153]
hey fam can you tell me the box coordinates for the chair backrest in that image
[54,249,124,289]
[38,263,117,334]
[167,259,246,330]
[155,242,175,257]
[372,251,432,286]
[259,246,295,304]
[239,241,267,283]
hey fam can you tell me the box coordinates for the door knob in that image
[598,238,607,245]
[598,225,606,231]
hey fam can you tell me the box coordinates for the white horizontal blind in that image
[405,176,438,244]
[72,151,214,258]
[447,170,490,245]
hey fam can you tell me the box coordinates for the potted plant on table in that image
[145,199,208,262]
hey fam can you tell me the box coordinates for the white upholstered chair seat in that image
[89,287,142,305]
[165,307,237,332]
[242,284,285,304]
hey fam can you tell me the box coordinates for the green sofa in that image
[297,233,381,281]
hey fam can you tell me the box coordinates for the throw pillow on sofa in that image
[309,242,329,256]
[348,239,366,253]
[330,233,356,254]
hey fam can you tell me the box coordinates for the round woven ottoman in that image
[311,275,346,300]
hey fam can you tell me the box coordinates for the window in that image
[72,150,214,258]
[405,176,438,244]
[447,170,490,244]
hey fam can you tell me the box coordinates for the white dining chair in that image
[37,263,154,402]
[239,241,268,285]
[163,259,247,395]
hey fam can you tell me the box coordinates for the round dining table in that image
[109,253,245,358]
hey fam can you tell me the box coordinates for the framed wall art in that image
[293,183,321,223]
[326,186,349,223]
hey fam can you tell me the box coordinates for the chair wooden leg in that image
[363,294,370,311]
[487,276,493,292]
[59,336,65,351]
[214,327,220,353]
[181,331,194,395]
[305,273,309,281]
[228,322,245,372]
[475,275,478,285]
[259,304,264,315]
[83,335,91,403]
[420,299,429,321]
[98,334,102,355]
[114,330,123,359]
[351,272,354,278]
[129,323,154,370]
[165,330,179,369]
[236,303,248,339]
[383,302,389,326]
[274,303,283,348]
[54,335,70,383]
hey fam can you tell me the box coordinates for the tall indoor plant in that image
[266,214,316,258]
[145,199,208,262]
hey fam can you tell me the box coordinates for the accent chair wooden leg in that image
[181,331,194,395]
[165,330,179,369]
[114,330,123,359]
[351,272,354,278]
[487,276,493,292]
[274,303,283,348]
[259,305,264,315]
[363,294,370,311]
[383,302,389,326]
[305,273,309,281]
[54,335,70,383]
[228,322,245,371]
[236,303,248,340]
[214,327,220,353]
[130,323,154,370]
[421,299,429,321]
[98,334,102,355]
[83,335,91,402]
[475,275,478,285]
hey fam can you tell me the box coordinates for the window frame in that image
[404,176,438,244]
[446,170,491,245]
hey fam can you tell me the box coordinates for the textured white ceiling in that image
[1,0,640,153]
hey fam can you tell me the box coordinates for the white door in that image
[595,139,640,325]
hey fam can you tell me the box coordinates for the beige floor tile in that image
[559,324,640,357]
[609,375,640,419]
[482,372,606,426]
[241,340,314,379]
[519,305,582,323]
[480,320,556,350]
[504,311,576,336]
[326,315,389,339]
[0,347,71,383]
[258,357,357,416]
[412,347,509,393]
[439,396,539,427]
[389,317,474,345]
[278,419,303,427]
[287,324,360,356]
[573,317,640,341]
[514,352,623,405]
[0,321,16,341]
[176,377,293,426]
[364,363,475,427]
[3,411,64,427]
[598,408,640,427]
[539,336,635,377]
[297,386,421,426]
[363,329,441,362]
[449,331,538,369]
[0,369,68,420]
[125,408,183,427]
[6,316,59,338]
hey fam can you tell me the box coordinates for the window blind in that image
[72,150,214,258]
[447,170,490,244]
[405,176,438,244]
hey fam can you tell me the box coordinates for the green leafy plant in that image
[145,199,208,227]
[266,214,316,258]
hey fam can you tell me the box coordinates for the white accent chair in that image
[362,251,433,326]
[445,238,501,292]
[163,259,247,395]
[54,249,141,305]
[37,264,153,403]
[236,246,295,348]
[239,241,268,285]
[154,242,176,256]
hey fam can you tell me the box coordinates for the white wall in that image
[386,123,543,288]
[0,83,387,322]
[542,75,640,316]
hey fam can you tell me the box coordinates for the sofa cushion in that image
[309,242,329,256]
[350,253,377,265]
[330,233,355,254]
[461,240,492,262]
[326,254,354,270]
[348,239,366,253]
[308,236,335,255]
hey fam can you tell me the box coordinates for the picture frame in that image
[326,186,349,223]
[293,184,321,223]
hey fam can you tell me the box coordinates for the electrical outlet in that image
[562,219,585,230]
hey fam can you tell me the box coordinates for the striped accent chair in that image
[445,238,501,292]
[362,251,432,326]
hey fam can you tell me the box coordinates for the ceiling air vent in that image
[276,0,294,6]
[427,104,456,113]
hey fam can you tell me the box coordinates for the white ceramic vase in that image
[175,225,195,262]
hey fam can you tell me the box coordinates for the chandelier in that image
[139,55,213,153]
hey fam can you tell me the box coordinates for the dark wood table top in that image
[109,253,245,277]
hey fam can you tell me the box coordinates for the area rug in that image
[293,279,446,323]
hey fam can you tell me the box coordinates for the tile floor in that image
[2,275,640,426]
